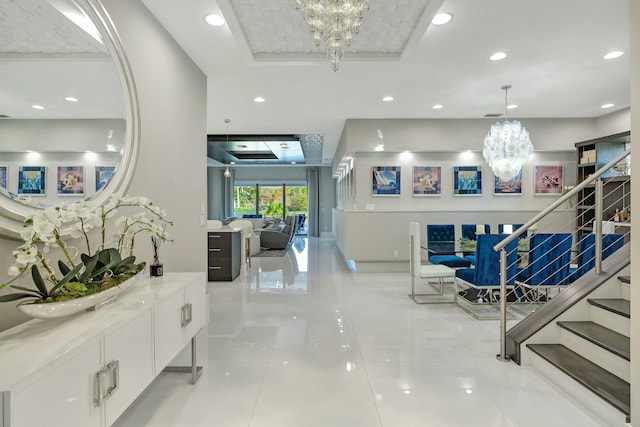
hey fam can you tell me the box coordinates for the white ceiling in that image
[139,0,630,166]
[1,0,630,166]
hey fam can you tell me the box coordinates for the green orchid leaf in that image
[80,253,92,264]
[31,265,48,297]
[58,260,72,276]
[0,293,40,302]
[120,255,136,266]
[50,263,84,295]
[79,254,99,282]
[7,285,42,295]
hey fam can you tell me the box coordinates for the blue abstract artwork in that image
[453,166,482,196]
[372,166,401,195]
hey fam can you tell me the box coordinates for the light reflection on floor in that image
[114,236,607,427]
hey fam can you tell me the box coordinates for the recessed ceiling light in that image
[32,104,44,110]
[204,13,225,26]
[432,12,452,25]
[432,104,443,109]
[603,51,624,59]
[490,52,507,61]
[64,96,78,102]
[601,103,615,109]
[382,96,394,102]
[291,161,297,165]
[230,161,236,165]
[507,104,518,109]
[254,97,265,103]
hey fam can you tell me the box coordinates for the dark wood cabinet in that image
[575,132,630,237]
[207,230,241,281]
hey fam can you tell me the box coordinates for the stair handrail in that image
[495,147,631,362]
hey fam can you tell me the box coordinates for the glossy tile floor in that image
[115,237,605,427]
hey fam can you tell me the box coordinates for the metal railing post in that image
[497,248,509,362]
[594,178,603,273]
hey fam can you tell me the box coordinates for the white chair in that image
[409,221,456,304]
[207,220,222,229]
[229,219,260,266]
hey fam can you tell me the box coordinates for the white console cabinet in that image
[0,273,206,427]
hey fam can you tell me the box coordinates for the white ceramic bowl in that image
[17,271,144,319]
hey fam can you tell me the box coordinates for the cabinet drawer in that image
[208,260,232,281]
[208,233,232,252]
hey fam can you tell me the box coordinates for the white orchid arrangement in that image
[0,195,172,304]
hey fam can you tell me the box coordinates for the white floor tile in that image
[114,237,618,427]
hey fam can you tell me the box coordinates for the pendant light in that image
[482,85,533,181]
[224,118,231,178]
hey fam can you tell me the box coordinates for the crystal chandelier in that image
[294,0,370,72]
[482,85,533,181]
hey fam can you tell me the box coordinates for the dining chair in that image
[409,222,456,303]
[454,234,519,319]
[498,223,526,239]
[426,224,471,268]
[569,233,625,282]
[516,233,573,287]
[460,224,490,263]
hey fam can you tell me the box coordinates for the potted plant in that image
[0,195,172,318]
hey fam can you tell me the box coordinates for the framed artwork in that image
[534,165,563,195]
[57,166,84,195]
[494,170,522,195]
[453,166,482,196]
[95,166,116,192]
[372,166,401,195]
[413,166,441,196]
[18,166,46,195]
[0,166,7,189]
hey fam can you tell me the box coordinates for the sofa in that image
[260,215,298,250]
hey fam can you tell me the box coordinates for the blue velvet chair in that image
[461,224,490,240]
[460,224,490,264]
[498,223,526,239]
[427,224,471,268]
[516,233,573,287]
[569,233,625,281]
[455,234,519,308]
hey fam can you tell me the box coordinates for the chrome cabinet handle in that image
[94,360,120,406]
[208,248,222,252]
[95,367,106,406]
[105,360,120,401]
[208,266,222,270]
[94,360,119,406]
[181,303,193,327]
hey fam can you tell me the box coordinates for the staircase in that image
[523,275,631,425]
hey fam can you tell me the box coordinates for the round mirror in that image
[0,0,139,239]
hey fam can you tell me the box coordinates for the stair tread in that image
[527,343,630,415]
[557,321,630,360]
[588,298,630,318]
[618,276,630,284]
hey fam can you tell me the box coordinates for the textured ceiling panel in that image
[300,134,323,164]
[230,0,430,56]
[0,0,105,55]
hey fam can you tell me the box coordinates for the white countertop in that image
[0,272,204,390]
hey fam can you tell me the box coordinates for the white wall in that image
[332,116,629,270]
[102,0,207,271]
[0,0,207,331]
[338,117,597,159]
[346,151,575,212]
[630,0,638,423]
